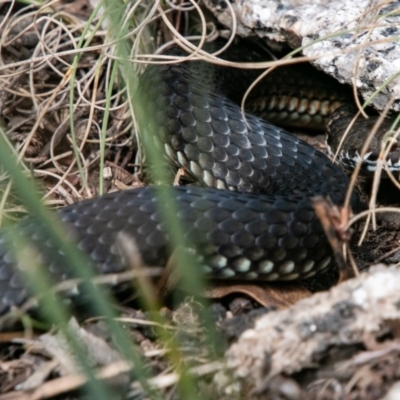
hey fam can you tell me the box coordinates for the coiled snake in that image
[0,40,391,318]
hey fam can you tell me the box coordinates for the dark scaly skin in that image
[0,41,359,317]
[246,63,353,131]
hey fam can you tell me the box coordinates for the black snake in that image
[0,39,393,319]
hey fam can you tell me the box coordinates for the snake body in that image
[0,41,362,317]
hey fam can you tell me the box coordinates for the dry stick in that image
[0,0,15,35]
[0,267,164,329]
[157,0,229,56]
[384,156,400,191]
[1,6,40,50]
[53,28,102,199]
[381,114,400,189]
[17,68,72,164]
[37,17,74,74]
[115,232,162,309]
[196,0,238,57]
[374,245,400,264]
[34,14,120,203]
[39,109,87,158]
[49,132,89,192]
[38,153,83,190]
[76,62,102,198]
[28,20,63,109]
[367,120,400,218]
[46,126,95,200]
[0,181,14,226]
[6,357,223,400]
[346,245,360,279]
[0,0,159,75]
[331,110,362,172]
[350,102,396,247]
[125,0,161,58]
[35,151,73,167]
[312,197,353,277]
[71,16,117,197]
[164,0,198,12]
[2,29,397,74]
[34,169,82,202]
[156,249,182,300]
[367,126,400,263]
[342,99,395,210]
[31,53,101,202]
[346,207,400,232]
[157,0,209,60]
[116,0,163,177]
[8,361,132,400]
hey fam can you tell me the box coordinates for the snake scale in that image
[0,39,384,318]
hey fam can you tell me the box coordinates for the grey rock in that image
[204,0,400,111]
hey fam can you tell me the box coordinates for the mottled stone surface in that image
[204,0,400,111]
[223,266,400,390]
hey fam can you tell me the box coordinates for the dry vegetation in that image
[0,0,400,399]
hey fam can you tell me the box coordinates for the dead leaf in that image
[206,282,311,309]
[312,196,356,282]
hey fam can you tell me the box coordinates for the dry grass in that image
[1,0,400,398]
